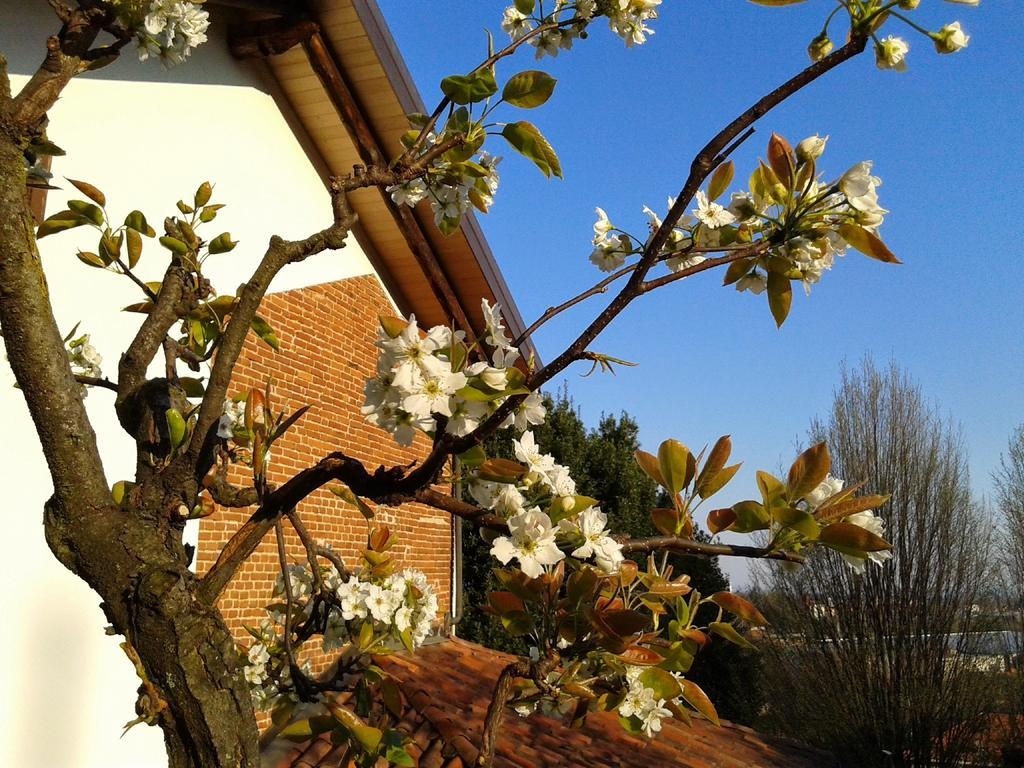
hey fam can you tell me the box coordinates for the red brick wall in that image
[196,275,453,676]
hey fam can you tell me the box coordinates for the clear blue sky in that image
[376,1,1024,586]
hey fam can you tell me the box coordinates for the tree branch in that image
[477,660,528,768]
[204,467,261,508]
[9,6,109,131]
[398,35,870,485]
[115,266,189,430]
[184,191,357,475]
[410,487,806,563]
[638,241,770,294]
[620,535,805,564]
[198,449,393,604]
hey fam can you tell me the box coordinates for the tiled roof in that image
[267,638,832,768]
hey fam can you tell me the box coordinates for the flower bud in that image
[796,134,829,163]
[898,0,921,9]
[874,36,910,72]
[931,22,970,54]
[807,33,833,62]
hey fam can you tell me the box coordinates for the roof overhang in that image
[215,0,534,360]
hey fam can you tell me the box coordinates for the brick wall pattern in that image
[196,275,454,684]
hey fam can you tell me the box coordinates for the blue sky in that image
[376,1,1024,585]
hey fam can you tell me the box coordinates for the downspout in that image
[450,455,464,635]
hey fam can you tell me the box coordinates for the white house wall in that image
[0,4,384,766]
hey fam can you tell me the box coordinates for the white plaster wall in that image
[0,4,379,765]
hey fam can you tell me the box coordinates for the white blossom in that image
[490,508,565,578]
[875,36,910,71]
[560,506,624,573]
[693,191,737,229]
[842,510,893,574]
[135,0,209,67]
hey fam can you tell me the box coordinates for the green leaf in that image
[37,211,86,239]
[208,232,237,254]
[111,480,132,505]
[76,250,106,268]
[698,463,742,500]
[658,439,690,495]
[766,271,792,328]
[731,500,770,533]
[66,178,106,207]
[707,161,734,201]
[502,70,557,109]
[67,199,104,226]
[278,715,335,741]
[709,621,756,650]
[165,409,187,453]
[514,0,535,13]
[501,611,533,636]
[501,121,562,179]
[159,236,188,256]
[386,746,415,767]
[194,181,213,208]
[250,316,280,351]
[29,139,65,156]
[124,210,156,237]
[640,668,683,701]
[440,70,498,105]
[457,445,486,468]
[125,228,143,269]
[178,377,205,398]
[774,505,820,538]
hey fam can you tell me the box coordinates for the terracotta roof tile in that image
[269,638,834,768]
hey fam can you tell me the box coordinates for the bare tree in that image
[994,425,1024,766]
[756,359,992,768]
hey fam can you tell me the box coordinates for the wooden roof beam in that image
[301,30,479,346]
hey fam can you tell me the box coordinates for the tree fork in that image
[1,98,259,768]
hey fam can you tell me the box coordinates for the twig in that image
[287,508,323,592]
[74,374,118,392]
[620,535,805,564]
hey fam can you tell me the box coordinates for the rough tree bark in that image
[0,27,260,768]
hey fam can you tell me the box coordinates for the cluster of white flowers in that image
[66,334,103,380]
[387,147,501,232]
[243,564,438,710]
[604,0,662,48]
[500,0,660,57]
[242,618,313,710]
[477,432,624,577]
[328,570,438,649]
[589,136,893,300]
[127,0,210,67]
[802,474,893,575]
[618,667,674,737]
[363,299,544,446]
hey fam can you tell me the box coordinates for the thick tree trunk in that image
[1,118,259,767]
